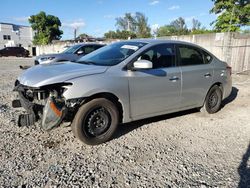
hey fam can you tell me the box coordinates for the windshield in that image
[76,41,147,66]
[62,45,81,54]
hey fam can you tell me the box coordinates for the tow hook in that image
[41,96,66,130]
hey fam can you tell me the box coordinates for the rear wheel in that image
[71,98,119,145]
[201,85,222,114]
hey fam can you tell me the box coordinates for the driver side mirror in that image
[76,50,84,55]
[132,59,153,70]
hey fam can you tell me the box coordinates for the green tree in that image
[156,17,189,36]
[192,19,202,31]
[157,25,178,37]
[191,28,215,34]
[116,13,136,32]
[104,30,136,39]
[190,19,215,34]
[135,12,151,38]
[117,30,137,39]
[242,28,250,33]
[115,12,151,38]
[29,11,63,45]
[170,17,189,35]
[170,17,187,29]
[104,31,117,39]
[210,0,250,32]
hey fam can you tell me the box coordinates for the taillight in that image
[227,66,232,76]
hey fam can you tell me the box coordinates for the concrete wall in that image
[35,32,250,72]
[35,42,71,55]
[0,23,33,49]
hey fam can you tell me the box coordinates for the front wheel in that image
[201,85,222,114]
[71,98,119,145]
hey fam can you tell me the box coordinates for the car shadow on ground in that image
[238,143,250,188]
[114,86,239,139]
[221,86,238,109]
[114,108,198,139]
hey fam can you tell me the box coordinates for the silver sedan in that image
[13,39,232,145]
[34,43,105,65]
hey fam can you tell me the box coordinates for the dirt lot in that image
[0,57,249,187]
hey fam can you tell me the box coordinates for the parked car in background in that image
[34,43,105,65]
[0,47,29,57]
[13,39,232,145]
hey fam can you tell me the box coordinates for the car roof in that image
[129,38,199,46]
[127,38,212,55]
[73,43,105,47]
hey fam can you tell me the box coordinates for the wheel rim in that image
[84,107,111,137]
[208,90,219,109]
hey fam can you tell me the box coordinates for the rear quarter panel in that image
[212,59,232,99]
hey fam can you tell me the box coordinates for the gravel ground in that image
[0,57,250,187]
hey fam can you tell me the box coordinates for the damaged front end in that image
[12,81,75,130]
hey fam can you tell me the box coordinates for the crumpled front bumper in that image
[12,83,66,130]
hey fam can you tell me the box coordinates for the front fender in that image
[63,74,131,123]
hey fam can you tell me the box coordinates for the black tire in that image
[201,85,222,114]
[71,98,119,145]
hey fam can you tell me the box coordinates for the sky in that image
[0,0,218,39]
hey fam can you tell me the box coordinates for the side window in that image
[94,45,103,50]
[203,51,213,64]
[83,46,96,54]
[178,46,204,66]
[138,44,176,69]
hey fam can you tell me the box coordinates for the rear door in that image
[12,47,19,56]
[16,47,22,56]
[176,44,214,108]
[128,43,182,119]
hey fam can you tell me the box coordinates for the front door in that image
[128,43,181,119]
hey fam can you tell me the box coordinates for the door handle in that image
[169,76,179,81]
[204,73,211,77]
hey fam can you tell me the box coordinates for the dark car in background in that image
[0,47,29,57]
[34,43,105,65]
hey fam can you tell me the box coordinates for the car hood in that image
[18,61,109,87]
